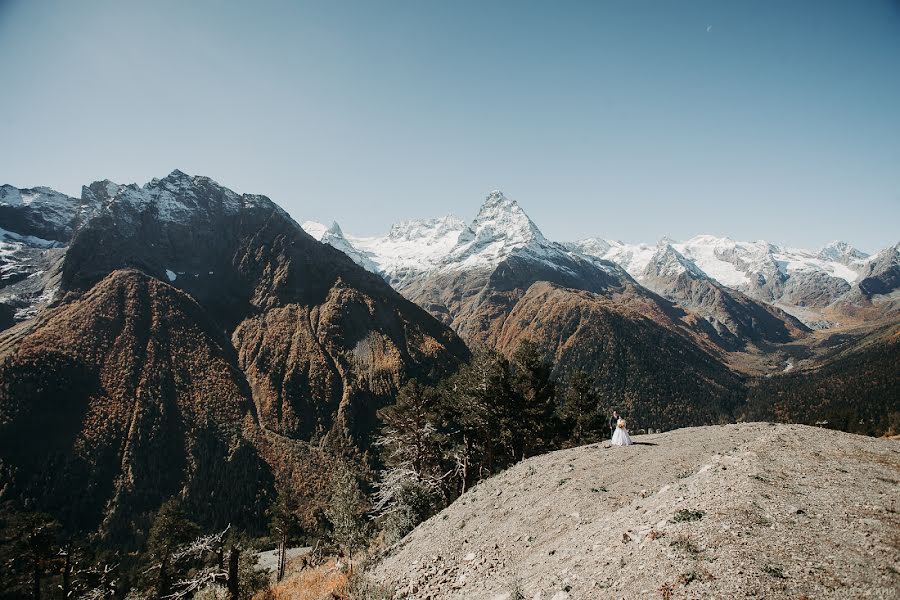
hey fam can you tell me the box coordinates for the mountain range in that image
[303,190,898,431]
[302,192,898,334]
[0,173,896,543]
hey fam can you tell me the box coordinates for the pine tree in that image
[374,380,446,541]
[509,340,561,458]
[145,498,199,599]
[266,490,300,583]
[562,370,603,444]
[0,511,61,600]
[444,350,512,490]
[377,379,445,481]
[324,463,367,573]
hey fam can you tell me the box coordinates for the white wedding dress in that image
[611,419,633,446]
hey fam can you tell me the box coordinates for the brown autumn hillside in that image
[0,270,271,540]
[0,172,469,541]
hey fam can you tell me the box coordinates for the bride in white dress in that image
[611,418,633,446]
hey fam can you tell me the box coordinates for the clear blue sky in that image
[1,0,898,251]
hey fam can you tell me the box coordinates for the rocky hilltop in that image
[373,423,899,599]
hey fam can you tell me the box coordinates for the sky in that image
[1,0,898,252]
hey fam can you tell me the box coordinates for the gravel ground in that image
[372,423,899,599]
[256,546,311,574]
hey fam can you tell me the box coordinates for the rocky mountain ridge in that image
[302,195,896,329]
[0,170,468,540]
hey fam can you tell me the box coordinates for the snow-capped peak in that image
[343,216,467,284]
[817,240,869,265]
[0,184,73,208]
[645,243,707,279]
[564,237,613,258]
[301,220,329,241]
[462,190,547,245]
[441,191,554,270]
[300,220,380,273]
[325,221,344,237]
[301,220,345,242]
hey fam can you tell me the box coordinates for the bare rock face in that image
[779,269,852,308]
[373,423,900,599]
[856,243,900,298]
[639,244,809,350]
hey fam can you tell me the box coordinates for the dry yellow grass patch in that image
[254,560,349,600]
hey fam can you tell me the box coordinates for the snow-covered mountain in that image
[567,234,878,311]
[437,191,569,271]
[637,242,809,346]
[296,191,896,332]
[301,220,381,274]
[305,191,626,284]
[817,240,870,266]
[0,185,86,323]
[303,215,466,285]
[0,171,301,326]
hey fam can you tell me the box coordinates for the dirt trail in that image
[372,423,899,599]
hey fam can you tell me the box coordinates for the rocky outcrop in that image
[373,423,900,599]
[855,243,900,298]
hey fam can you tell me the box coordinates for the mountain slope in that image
[35,170,469,441]
[638,244,809,349]
[744,324,900,435]
[0,171,469,540]
[494,282,745,430]
[373,423,899,599]
[380,194,751,431]
[0,269,271,539]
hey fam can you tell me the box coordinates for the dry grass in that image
[254,560,349,600]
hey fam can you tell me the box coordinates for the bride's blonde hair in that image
[617,418,626,428]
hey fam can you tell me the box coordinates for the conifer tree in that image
[445,350,512,489]
[325,464,367,573]
[509,340,560,458]
[145,498,199,599]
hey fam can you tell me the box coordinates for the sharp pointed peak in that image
[657,235,677,248]
[167,168,190,179]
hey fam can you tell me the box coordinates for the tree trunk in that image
[30,531,40,600]
[227,546,240,600]
[276,533,286,582]
[461,435,471,494]
[156,553,170,600]
[61,541,72,599]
